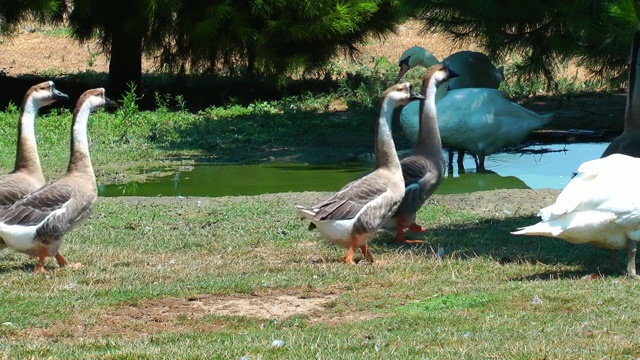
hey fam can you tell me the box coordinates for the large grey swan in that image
[0,88,112,272]
[396,46,554,172]
[0,81,68,206]
[602,29,640,158]
[395,46,504,90]
[512,154,640,277]
[296,83,424,264]
[385,64,458,243]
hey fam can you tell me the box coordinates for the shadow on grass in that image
[152,109,394,162]
[0,261,37,274]
[0,72,340,112]
[373,215,624,280]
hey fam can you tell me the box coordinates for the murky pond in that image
[98,142,609,197]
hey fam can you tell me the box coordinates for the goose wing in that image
[0,175,37,206]
[397,156,442,214]
[0,182,75,227]
[311,173,392,222]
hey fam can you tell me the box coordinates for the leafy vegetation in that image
[411,0,640,87]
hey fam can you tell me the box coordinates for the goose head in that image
[395,46,439,83]
[25,81,69,108]
[384,82,426,107]
[77,88,115,111]
[424,63,460,89]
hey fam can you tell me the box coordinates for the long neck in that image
[13,98,44,183]
[416,76,443,157]
[374,99,401,170]
[625,30,640,133]
[67,103,94,176]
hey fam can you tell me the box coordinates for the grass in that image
[0,195,639,358]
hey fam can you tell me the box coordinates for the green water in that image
[98,163,371,197]
[97,161,528,197]
[97,143,609,197]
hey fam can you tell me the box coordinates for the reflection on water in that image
[98,142,609,197]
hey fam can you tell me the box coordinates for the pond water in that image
[98,142,609,197]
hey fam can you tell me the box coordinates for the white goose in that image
[396,46,553,172]
[0,81,68,206]
[385,64,458,243]
[296,83,424,264]
[0,88,112,272]
[602,29,640,158]
[511,154,640,276]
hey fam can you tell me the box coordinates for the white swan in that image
[400,88,555,172]
[511,154,640,276]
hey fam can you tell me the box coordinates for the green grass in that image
[0,196,639,359]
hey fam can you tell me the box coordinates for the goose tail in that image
[511,221,561,237]
[295,205,317,222]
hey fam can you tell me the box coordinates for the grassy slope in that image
[0,195,639,358]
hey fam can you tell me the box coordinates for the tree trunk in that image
[108,30,143,99]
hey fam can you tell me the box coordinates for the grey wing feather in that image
[0,183,74,226]
[0,175,37,206]
[312,174,390,221]
[395,156,443,215]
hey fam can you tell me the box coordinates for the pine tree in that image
[411,0,640,87]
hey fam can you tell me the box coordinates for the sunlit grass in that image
[0,194,639,358]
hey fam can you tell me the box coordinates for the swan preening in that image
[296,82,424,264]
[396,46,554,172]
[0,88,113,272]
[384,64,458,243]
[512,154,640,276]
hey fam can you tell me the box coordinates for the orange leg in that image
[409,223,425,233]
[54,252,68,267]
[359,244,375,263]
[395,217,423,244]
[34,246,48,273]
[343,238,356,265]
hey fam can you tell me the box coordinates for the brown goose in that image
[0,88,112,272]
[0,81,68,206]
[602,29,640,158]
[296,83,424,264]
[386,64,458,243]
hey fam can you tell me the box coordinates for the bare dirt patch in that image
[24,291,352,340]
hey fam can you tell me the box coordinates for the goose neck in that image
[13,98,44,182]
[416,77,443,154]
[66,103,94,176]
[374,99,401,171]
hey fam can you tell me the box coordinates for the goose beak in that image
[104,97,119,109]
[52,89,69,101]
[448,68,460,79]
[409,90,425,101]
